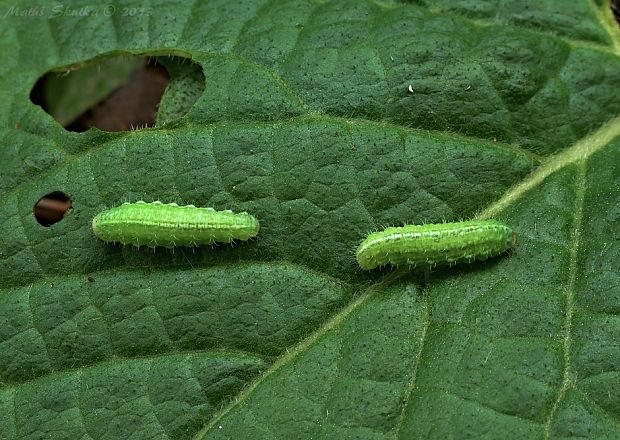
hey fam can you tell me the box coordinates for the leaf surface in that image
[0,1,619,439]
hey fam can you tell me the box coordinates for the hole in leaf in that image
[613,0,620,26]
[34,191,72,226]
[30,54,204,132]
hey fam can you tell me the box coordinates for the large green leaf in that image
[1,1,619,438]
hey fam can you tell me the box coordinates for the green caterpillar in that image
[92,201,259,247]
[356,220,514,270]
